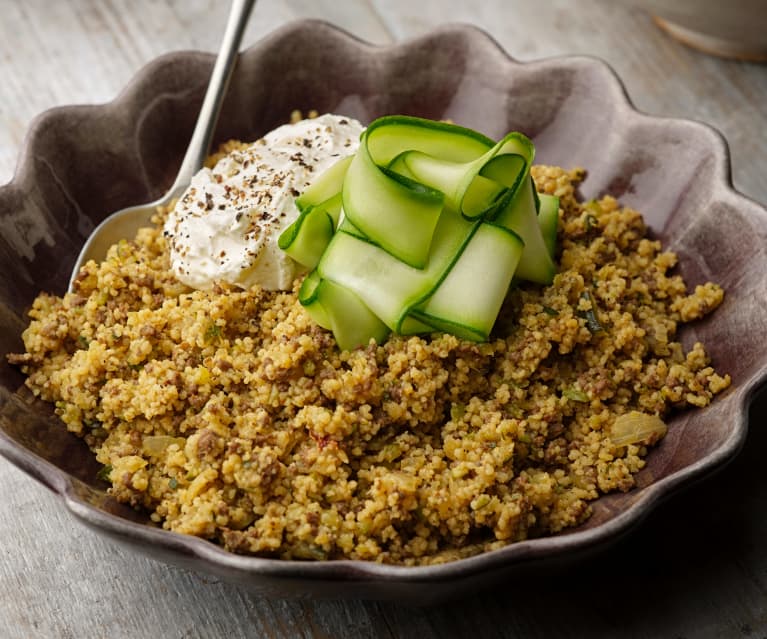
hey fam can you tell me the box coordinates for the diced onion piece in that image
[142,435,186,456]
[609,411,667,446]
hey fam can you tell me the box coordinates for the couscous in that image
[8,137,730,564]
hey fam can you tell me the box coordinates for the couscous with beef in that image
[8,142,730,564]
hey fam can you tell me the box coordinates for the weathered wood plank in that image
[0,0,394,186]
[1,1,766,638]
[372,0,767,200]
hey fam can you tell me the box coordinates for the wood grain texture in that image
[1,1,766,637]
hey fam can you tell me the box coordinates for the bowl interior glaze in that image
[1,20,766,603]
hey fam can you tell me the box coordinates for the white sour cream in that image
[164,113,363,291]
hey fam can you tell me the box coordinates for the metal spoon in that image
[68,0,256,292]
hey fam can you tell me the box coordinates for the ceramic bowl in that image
[1,20,766,603]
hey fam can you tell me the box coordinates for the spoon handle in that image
[168,0,256,195]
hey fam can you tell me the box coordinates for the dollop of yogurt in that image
[164,113,363,291]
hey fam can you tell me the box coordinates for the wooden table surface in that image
[2,1,766,637]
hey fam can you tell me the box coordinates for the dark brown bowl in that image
[1,20,765,603]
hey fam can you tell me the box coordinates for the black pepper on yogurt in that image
[163,114,364,291]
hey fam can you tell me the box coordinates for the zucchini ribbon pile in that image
[279,116,559,350]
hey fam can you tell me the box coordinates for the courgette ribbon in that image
[279,115,558,350]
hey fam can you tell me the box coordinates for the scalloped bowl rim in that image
[1,19,764,587]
